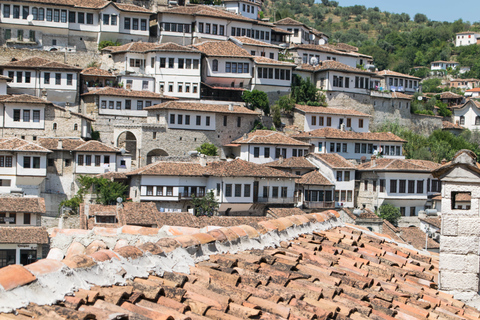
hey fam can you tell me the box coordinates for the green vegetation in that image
[98,40,121,51]
[59,176,128,214]
[191,191,219,217]
[196,142,218,156]
[242,90,270,115]
[377,203,401,225]
[377,122,480,162]
[291,75,325,106]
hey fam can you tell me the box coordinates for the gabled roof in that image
[0,57,81,71]
[296,169,333,186]
[145,101,260,115]
[0,138,51,153]
[230,36,282,49]
[442,121,464,130]
[466,88,480,92]
[357,158,441,172]
[12,0,152,13]
[295,105,371,117]
[253,56,296,67]
[309,153,356,169]
[0,197,46,214]
[103,41,200,54]
[161,5,270,24]
[291,44,371,59]
[73,140,121,153]
[376,69,421,80]
[0,94,53,104]
[0,227,48,245]
[419,216,441,229]
[342,207,380,220]
[398,226,440,250]
[232,130,311,146]
[296,60,375,75]
[80,67,116,77]
[275,17,305,26]
[193,41,252,58]
[81,87,177,100]
[431,60,459,64]
[38,138,119,153]
[292,128,406,143]
[265,156,317,169]
[432,149,480,178]
[324,42,359,52]
[440,91,463,99]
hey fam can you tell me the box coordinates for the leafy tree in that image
[276,95,296,114]
[435,100,452,117]
[242,90,270,114]
[272,105,282,128]
[98,40,121,50]
[377,203,401,225]
[196,142,218,156]
[414,13,428,24]
[191,191,219,216]
[291,75,323,106]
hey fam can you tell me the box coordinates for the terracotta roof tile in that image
[376,69,421,80]
[80,67,116,77]
[265,156,317,169]
[324,42,359,52]
[443,121,464,130]
[309,153,356,169]
[0,197,46,214]
[81,87,177,100]
[232,130,311,146]
[103,41,199,54]
[291,44,371,59]
[0,57,81,70]
[296,169,333,185]
[72,140,121,153]
[398,226,440,250]
[275,17,305,26]
[37,138,85,151]
[357,158,441,172]
[193,41,252,58]
[292,127,406,142]
[0,226,49,244]
[162,5,263,23]
[295,104,371,117]
[0,94,53,104]
[419,217,441,229]
[455,193,471,201]
[231,36,281,48]
[271,27,293,34]
[296,60,375,75]
[253,56,296,66]
[343,208,380,220]
[0,137,51,153]
[145,101,260,115]
[13,0,152,12]
[440,91,463,99]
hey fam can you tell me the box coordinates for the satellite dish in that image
[310,57,318,66]
[27,15,33,23]
[116,197,123,204]
[417,96,423,101]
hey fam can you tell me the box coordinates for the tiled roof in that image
[376,69,421,80]
[440,91,463,99]
[443,121,464,130]
[119,202,160,226]
[37,138,85,151]
[450,78,479,82]
[80,67,116,77]
[431,60,459,64]
[103,41,200,54]
[309,153,357,169]
[231,36,281,48]
[291,44,372,59]
[466,87,480,92]
[275,17,305,26]
[81,87,177,100]
[253,56,296,66]
[0,57,81,70]
[73,140,121,153]
[193,41,252,58]
[292,128,406,143]
[295,104,371,117]
[296,169,333,186]
[265,156,317,169]
[0,138,51,153]
[145,101,260,115]
[271,26,293,34]
[14,0,152,12]
[0,197,46,214]
[162,5,265,23]
[455,192,471,201]
[398,226,440,250]
[232,130,311,146]
[267,207,306,218]
[420,217,441,229]
[0,227,48,244]
[324,42,359,52]
[96,171,128,180]
[296,60,375,75]
[3,210,479,320]
[391,92,415,100]
[0,75,11,81]
[0,94,53,104]
[343,208,380,220]
[357,158,442,172]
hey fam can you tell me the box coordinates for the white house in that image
[230,36,281,60]
[293,105,371,133]
[292,128,406,162]
[127,158,297,214]
[252,57,295,95]
[222,0,261,20]
[156,5,274,46]
[0,57,81,107]
[356,158,442,221]
[450,100,480,131]
[289,44,372,69]
[0,0,152,52]
[230,130,311,164]
[450,78,480,90]
[101,42,203,100]
[430,61,459,71]
[464,88,480,98]
[273,17,328,46]
[376,70,420,94]
[306,153,356,208]
[455,32,480,47]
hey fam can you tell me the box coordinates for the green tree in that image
[191,191,219,216]
[196,142,218,156]
[242,90,270,114]
[276,95,296,114]
[413,13,427,24]
[377,203,401,225]
[98,40,121,50]
[272,105,282,128]
[291,75,323,106]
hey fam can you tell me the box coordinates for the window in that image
[417,180,424,194]
[125,100,131,110]
[330,143,335,153]
[156,186,163,196]
[101,101,106,109]
[4,156,12,168]
[264,147,270,158]
[326,117,331,126]
[185,115,190,125]
[53,9,59,22]
[364,180,368,191]
[237,117,241,127]
[132,18,139,30]
[111,15,117,26]
[170,114,175,124]
[311,116,316,126]
[29,30,35,42]
[359,119,364,128]
[23,156,31,168]
[281,187,288,198]
[206,116,210,126]
[55,73,61,85]
[23,110,30,122]
[460,116,465,125]
[342,143,347,153]
[272,187,279,198]
[177,114,183,125]
[225,184,232,197]
[13,110,20,122]
[410,207,416,216]
[86,13,93,24]
[16,71,22,83]
[212,59,218,72]
[235,184,242,197]
[67,74,73,86]
[168,58,174,68]
[166,186,173,196]
[198,22,204,33]
[263,186,269,199]
[373,180,377,192]
[254,147,260,158]
[69,11,76,23]
[77,12,84,23]
[160,58,166,68]
[102,14,110,25]
[205,23,211,34]
[137,101,143,110]
[337,171,343,181]
[196,115,201,126]
[380,179,385,192]
[85,155,92,166]
[399,180,406,193]
[124,17,131,29]
[141,19,147,31]
[13,5,20,19]
[244,184,251,198]
[61,10,67,23]
[146,186,153,196]
[3,5,10,18]
[344,171,350,181]
[226,62,231,73]
[193,60,199,69]
[17,30,23,41]
[53,123,57,130]
[23,213,31,225]
[408,180,415,193]
[4,29,11,40]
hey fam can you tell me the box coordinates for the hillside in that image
[262,0,480,78]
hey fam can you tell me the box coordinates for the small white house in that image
[222,0,261,20]
[274,17,328,46]
[451,100,480,131]
[430,61,459,71]
[455,32,480,47]
[376,70,420,94]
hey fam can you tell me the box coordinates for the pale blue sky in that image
[326,0,479,23]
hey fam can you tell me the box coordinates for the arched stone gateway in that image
[117,131,138,160]
[146,149,169,164]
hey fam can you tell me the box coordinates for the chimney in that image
[199,154,207,167]
[229,103,234,111]
[371,154,376,167]
[243,133,248,140]
[57,139,63,150]
[435,149,480,302]
[279,155,284,164]
[441,158,447,165]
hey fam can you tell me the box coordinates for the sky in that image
[329,0,478,23]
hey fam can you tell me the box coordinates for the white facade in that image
[75,153,118,174]
[452,100,480,131]
[431,61,459,71]
[317,70,373,94]
[309,139,404,161]
[96,95,164,118]
[252,62,294,91]
[380,74,419,94]
[0,77,8,95]
[237,144,310,164]
[223,1,260,20]
[294,48,365,69]
[166,110,216,131]
[274,24,326,46]
[303,112,370,133]
[204,56,253,88]
[455,32,480,47]
[0,152,48,196]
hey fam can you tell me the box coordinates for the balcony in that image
[179,192,205,200]
[303,201,335,209]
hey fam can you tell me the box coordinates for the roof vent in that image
[441,158,447,165]
[243,133,248,140]
[58,139,63,150]
[371,155,376,167]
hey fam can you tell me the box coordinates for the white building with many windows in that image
[450,100,480,131]
[289,44,372,69]
[230,36,281,60]
[455,32,480,47]
[222,0,261,20]
[273,17,328,46]
[0,0,152,52]
[376,70,420,94]
[0,57,81,107]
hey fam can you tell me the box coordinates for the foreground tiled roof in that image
[266,207,307,218]
[266,156,317,169]
[103,41,200,54]
[295,104,371,117]
[119,202,161,226]
[291,44,371,59]
[0,197,46,214]
[376,69,421,80]
[80,67,116,77]
[0,138,51,153]
[253,56,296,66]
[292,128,406,143]
[357,158,442,172]
[296,169,333,186]
[81,87,177,100]
[309,153,357,169]
[37,138,85,151]
[297,60,375,75]
[73,140,121,153]
[0,57,81,70]
[145,101,260,115]
[3,210,478,320]
[232,130,311,146]
[420,217,442,229]
[0,94,53,104]
[0,227,48,245]
[193,41,252,58]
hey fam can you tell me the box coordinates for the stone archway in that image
[117,131,138,160]
[146,148,169,165]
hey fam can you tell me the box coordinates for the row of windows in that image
[224,184,252,198]
[162,23,192,34]
[335,190,353,202]
[0,156,13,168]
[198,23,224,36]
[252,147,307,158]
[23,156,41,169]
[311,116,364,128]
[77,155,110,166]
[4,29,35,42]
[146,58,199,70]
[159,82,199,94]
[102,14,117,26]
[304,190,333,202]
[231,27,270,41]
[241,3,256,13]
[100,100,152,110]
[259,186,288,199]
[388,77,418,89]
[335,170,352,182]
[224,62,249,73]
[458,115,480,126]
[251,51,275,60]
[124,18,148,31]
[257,67,291,81]
[169,114,212,127]
[364,179,441,193]
[13,109,41,123]
[7,71,73,86]
[0,213,31,225]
